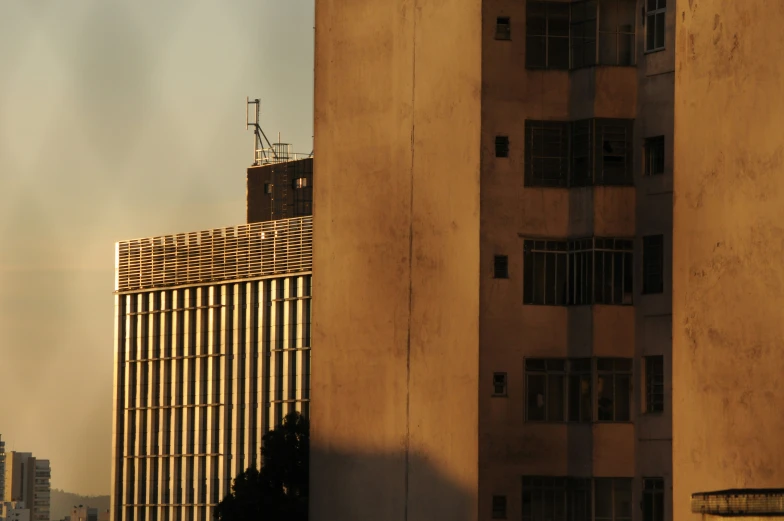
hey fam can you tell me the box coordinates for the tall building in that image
[111,157,313,521]
[4,453,49,521]
[312,1,679,520]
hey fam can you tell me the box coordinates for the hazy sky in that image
[0,1,314,496]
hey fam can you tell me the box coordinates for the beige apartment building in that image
[312,0,784,520]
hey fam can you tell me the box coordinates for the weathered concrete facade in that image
[314,0,676,520]
[673,2,784,520]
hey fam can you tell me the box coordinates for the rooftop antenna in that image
[246,97,277,166]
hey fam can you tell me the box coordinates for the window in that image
[593,238,633,305]
[492,495,508,519]
[598,0,636,65]
[496,17,511,40]
[526,358,593,423]
[523,240,568,306]
[642,235,664,294]
[494,255,509,279]
[596,358,632,421]
[643,478,665,521]
[645,136,665,176]
[495,136,510,158]
[597,119,633,185]
[645,356,664,413]
[524,120,569,187]
[571,119,593,186]
[645,0,666,51]
[293,177,309,189]
[526,1,570,69]
[522,477,591,521]
[567,358,593,422]
[525,359,566,421]
[525,238,633,306]
[493,372,508,397]
[570,1,597,69]
[595,478,633,521]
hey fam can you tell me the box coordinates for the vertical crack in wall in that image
[404,1,418,519]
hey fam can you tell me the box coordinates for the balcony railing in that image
[115,216,313,292]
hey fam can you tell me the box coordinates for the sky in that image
[0,0,314,496]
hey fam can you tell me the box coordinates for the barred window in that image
[593,238,633,305]
[525,358,566,421]
[595,478,633,521]
[522,477,591,521]
[525,120,570,187]
[645,356,664,413]
[571,119,594,187]
[597,119,633,185]
[596,358,632,422]
[523,240,568,305]
[526,1,570,69]
[525,238,633,306]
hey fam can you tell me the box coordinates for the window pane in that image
[527,2,547,35]
[647,0,657,11]
[599,0,618,31]
[655,12,665,48]
[646,15,656,49]
[598,374,614,420]
[619,0,636,29]
[548,375,565,421]
[533,252,546,304]
[527,36,547,68]
[555,252,567,305]
[545,251,556,304]
[615,479,633,520]
[528,375,546,420]
[595,479,613,520]
[618,33,634,65]
[579,376,592,422]
[615,374,631,421]
[548,3,570,36]
[524,250,534,303]
[568,375,581,422]
[599,33,617,64]
[549,37,570,69]
[613,252,624,304]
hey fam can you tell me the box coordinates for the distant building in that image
[1,501,31,521]
[111,153,313,521]
[68,506,96,521]
[0,436,5,502]
[3,453,49,521]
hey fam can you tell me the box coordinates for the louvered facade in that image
[111,216,312,521]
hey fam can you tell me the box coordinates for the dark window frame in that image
[492,495,508,519]
[596,358,632,422]
[525,358,567,422]
[496,16,512,40]
[495,136,510,158]
[493,372,508,397]
[524,237,633,307]
[525,120,570,187]
[644,136,665,176]
[597,0,636,66]
[595,478,633,521]
[494,255,510,279]
[644,356,664,413]
[645,0,666,52]
[642,235,664,294]
[642,478,665,521]
[523,477,592,521]
[570,0,598,69]
[526,1,570,70]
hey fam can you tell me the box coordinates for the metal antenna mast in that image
[246,97,277,166]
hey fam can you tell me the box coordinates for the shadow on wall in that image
[310,446,475,521]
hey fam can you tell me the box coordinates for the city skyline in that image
[0,0,315,496]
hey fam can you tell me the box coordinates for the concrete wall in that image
[312,0,481,520]
[673,2,784,520]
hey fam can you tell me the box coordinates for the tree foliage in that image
[216,412,309,521]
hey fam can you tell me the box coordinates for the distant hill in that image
[50,489,110,521]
